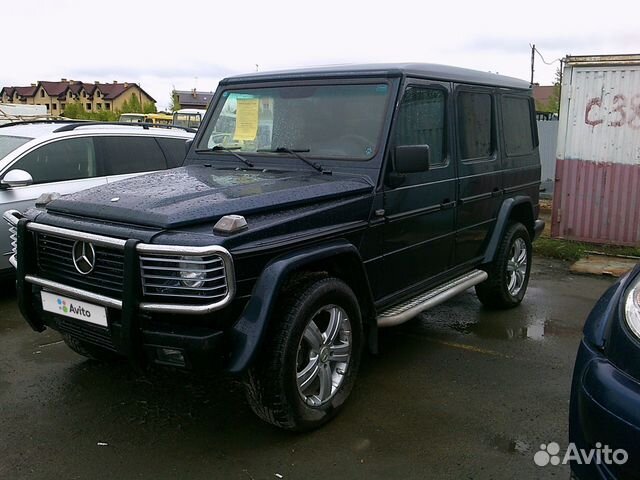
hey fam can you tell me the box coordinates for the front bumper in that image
[6,210,236,369]
[570,341,640,479]
[36,293,226,369]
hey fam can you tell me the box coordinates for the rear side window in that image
[457,92,493,160]
[501,96,535,156]
[156,137,188,168]
[13,137,97,184]
[98,136,167,175]
[394,87,447,165]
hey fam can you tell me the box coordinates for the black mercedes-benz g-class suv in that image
[6,64,544,431]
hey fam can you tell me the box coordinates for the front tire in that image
[476,222,532,309]
[244,276,363,431]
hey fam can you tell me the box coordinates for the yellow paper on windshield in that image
[233,98,260,141]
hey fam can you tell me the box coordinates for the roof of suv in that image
[0,121,195,140]
[221,62,531,90]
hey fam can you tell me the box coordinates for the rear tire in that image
[476,222,532,309]
[244,276,363,431]
[61,333,121,362]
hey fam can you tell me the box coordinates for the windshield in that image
[173,113,202,129]
[0,135,31,159]
[197,83,390,160]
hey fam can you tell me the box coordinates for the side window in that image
[156,137,188,168]
[457,91,493,160]
[502,96,535,156]
[13,137,97,184]
[98,136,167,175]
[394,87,446,165]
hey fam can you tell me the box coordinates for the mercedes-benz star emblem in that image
[72,241,96,275]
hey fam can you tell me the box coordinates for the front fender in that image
[226,240,368,373]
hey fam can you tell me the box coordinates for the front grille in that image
[140,254,229,304]
[57,317,115,351]
[36,233,125,299]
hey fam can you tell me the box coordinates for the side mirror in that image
[185,139,193,155]
[1,169,33,188]
[394,145,431,174]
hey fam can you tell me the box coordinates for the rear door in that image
[454,86,503,265]
[380,80,457,299]
[156,136,190,168]
[95,135,168,183]
[499,94,540,204]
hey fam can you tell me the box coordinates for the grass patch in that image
[533,236,640,262]
[533,199,640,262]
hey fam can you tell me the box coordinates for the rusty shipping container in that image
[551,54,640,246]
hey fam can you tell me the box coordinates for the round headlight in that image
[179,257,206,289]
[624,278,640,339]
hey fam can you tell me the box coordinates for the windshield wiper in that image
[258,147,326,173]
[194,145,254,168]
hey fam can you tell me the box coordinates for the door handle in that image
[491,188,503,197]
[440,199,456,210]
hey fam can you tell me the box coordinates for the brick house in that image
[0,80,156,116]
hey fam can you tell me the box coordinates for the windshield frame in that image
[193,78,396,166]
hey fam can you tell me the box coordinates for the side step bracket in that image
[377,269,488,328]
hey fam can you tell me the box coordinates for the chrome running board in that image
[377,269,488,327]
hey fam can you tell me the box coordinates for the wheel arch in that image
[227,240,375,374]
[483,196,535,264]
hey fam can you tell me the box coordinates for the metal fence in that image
[537,119,558,196]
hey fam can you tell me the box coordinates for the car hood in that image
[46,165,374,229]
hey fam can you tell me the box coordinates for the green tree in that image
[92,110,119,121]
[143,101,157,114]
[535,67,561,114]
[61,102,85,119]
[61,101,118,121]
[120,93,143,113]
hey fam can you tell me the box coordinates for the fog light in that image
[156,347,186,366]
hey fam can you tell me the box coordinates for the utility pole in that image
[557,57,564,116]
[530,43,535,86]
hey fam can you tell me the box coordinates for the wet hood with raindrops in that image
[44,165,374,229]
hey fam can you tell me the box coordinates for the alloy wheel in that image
[506,237,528,296]
[296,305,352,407]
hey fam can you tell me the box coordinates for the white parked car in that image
[0,121,194,278]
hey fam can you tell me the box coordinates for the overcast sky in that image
[3,0,638,110]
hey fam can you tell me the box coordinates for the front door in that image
[0,137,106,269]
[380,80,457,300]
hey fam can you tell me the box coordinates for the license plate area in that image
[41,291,108,327]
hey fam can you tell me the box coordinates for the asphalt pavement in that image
[0,257,615,479]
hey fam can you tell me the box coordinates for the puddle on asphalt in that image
[404,288,574,342]
[454,319,546,341]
